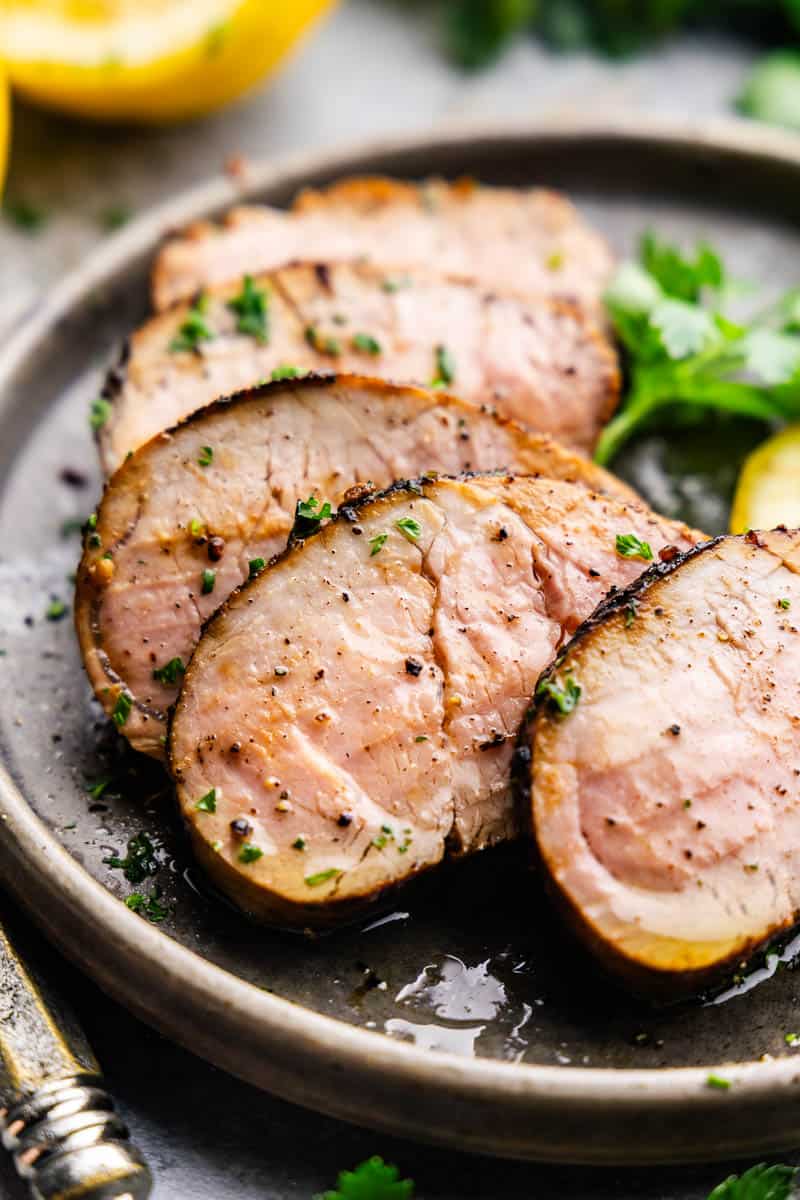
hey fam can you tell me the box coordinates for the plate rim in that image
[3,113,800,1164]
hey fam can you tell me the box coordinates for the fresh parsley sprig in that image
[315,1156,414,1200]
[594,232,800,466]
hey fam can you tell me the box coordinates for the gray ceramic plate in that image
[3,116,800,1167]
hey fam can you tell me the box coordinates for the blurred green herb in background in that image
[412,0,800,128]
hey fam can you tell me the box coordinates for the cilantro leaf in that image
[707,1163,796,1200]
[315,1155,414,1200]
[650,299,715,359]
[641,231,723,302]
[739,51,800,132]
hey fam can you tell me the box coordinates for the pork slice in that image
[76,374,636,760]
[168,473,698,927]
[523,529,800,998]
[152,176,614,315]
[101,260,619,473]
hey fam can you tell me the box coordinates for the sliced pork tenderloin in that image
[522,528,800,999]
[152,176,614,315]
[77,375,635,760]
[99,260,619,473]
[168,473,698,928]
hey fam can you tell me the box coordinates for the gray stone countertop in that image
[0,2,790,1195]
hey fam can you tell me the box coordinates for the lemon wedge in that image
[0,0,334,123]
[730,424,800,533]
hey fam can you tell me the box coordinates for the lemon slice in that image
[0,0,334,123]
[730,425,800,533]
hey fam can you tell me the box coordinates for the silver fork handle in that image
[0,909,152,1199]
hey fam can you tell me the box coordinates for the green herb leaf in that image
[305,325,341,356]
[270,365,302,381]
[125,887,169,923]
[706,1073,732,1091]
[197,445,214,468]
[291,495,333,541]
[238,843,263,864]
[352,332,382,356]
[315,1155,414,1200]
[432,343,456,387]
[369,533,388,556]
[196,789,216,813]
[227,275,270,343]
[615,533,654,561]
[707,1163,796,1200]
[640,231,723,303]
[46,598,67,621]
[111,691,133,728]
[4,199,47,233]
[152,657,185,685]
[537,675,581,717]
[105,832,158,884]
[100,204,131,232]
[395,517,421,542]
[90,397,113,432]
[248,557,267,579]
[445,0,537,69]
[305,868,342,888]
[650,298,716,359]
[170,294,214,353]
[739,50,800,132]
[201,569,216,595]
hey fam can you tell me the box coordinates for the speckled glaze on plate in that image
[2,117,800,1166]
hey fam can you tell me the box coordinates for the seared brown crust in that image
[77,372,639,759]
[105,258,621,472]
[517,531,799,1001]
[151,175,615,316]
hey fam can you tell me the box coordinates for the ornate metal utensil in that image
[0,910,152,1199]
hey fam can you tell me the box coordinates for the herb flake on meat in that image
[395,517,422,542]
[238,843,264,864]
[196,789,217,813]
[369,533,388,556]
[201,569,216,595]
[227,275,270,343]
[248,557,267,579]
[616,533,654,561]
[170,293,214,354]
[152,657,185,685]
[291,495,332,540]
[432,343,456,388]
[537,675,581,716]
[197,445,214,468]
[352,332,382,356]
[112,691,133,727]
[305,868,342,887]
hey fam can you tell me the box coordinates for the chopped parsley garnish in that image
[46,598,67,621]
[706,1074,732,1091]
[238,843,264,864]
[197,445,214,468]
[292,836,307,851]
[414,734,428,742]
[201,569,216,595]
[105,831,158,884]
[537,675,581,716]
[395,517,421,542]
[615,533,654,561]
[86,776,113,801]
[4,199,47,233]
[318,1156,414,1200]
[195,789,217,813]
[90,397,112,432]
[271,365,302,381]
[779,598,791,610]
[291,495,332,540]
[227,275,270,343]
[305,868,342,887]
[708,1163,796,1200]
[595,231,800,466]
[369,533,388,556]
[100,204,131,232]
[624,602,638,628]
[382,276,412,293]
[189,517,205,538]
[152,657,185,685]
[111,691,133,727]
[248,557,267,579]
[305,325,341,356]
[169,293,214,354]
[125,887,169,923]
[352,332,382,356]
[432,343,456,388]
